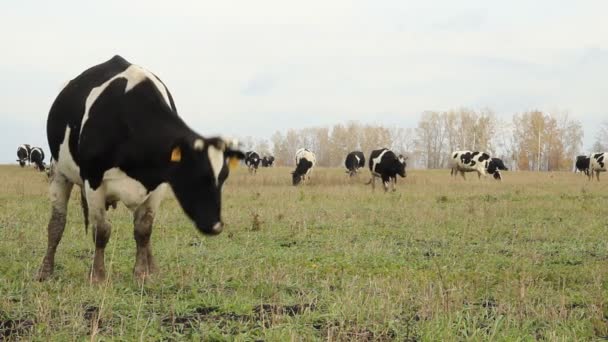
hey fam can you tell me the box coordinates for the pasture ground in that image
[0,165,607,341]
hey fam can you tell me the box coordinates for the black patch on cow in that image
[575,155,590,173]
[452,152,458,159]
[460,152,473,164]
[593,153,603,159]
[598,155,605,168]
[471,151,480,157]
[470,161,476,166]
[292,158,313,185]
[478,153,490,162]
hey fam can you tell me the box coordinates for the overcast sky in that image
[1,0,607,163]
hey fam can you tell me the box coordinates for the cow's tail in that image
[80,187,89,235]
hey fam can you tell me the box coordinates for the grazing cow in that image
[16,144,31,167]
[589,152,607,181]
[37,55,244,283]
[575,155,590,176]
[367,148,407,192]
[261,155,275,167]
[292,148,316,185]
[245,151,261,174]
[450,151,507,180]
[345,151,365,177]
[30,147,46,171]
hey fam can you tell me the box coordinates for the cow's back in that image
[47,56,132,163]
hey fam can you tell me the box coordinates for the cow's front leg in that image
[37,173,73,281]
[382,175,390,192]
[391,177,397,192]
[86,183,111,284]
[133,185,165,281]
[460,171,466,180]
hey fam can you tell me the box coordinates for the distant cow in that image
[367,148,407,192]
[16,144,31,167]
[37,55,244,283]
[345,151,365,177]
[575,155,590,176]
[589,152,607,181]
[261,155,275,167]
[450,151,507,180]
[30,147,46,171]
[292,148,316,185]
[245,151,261,174]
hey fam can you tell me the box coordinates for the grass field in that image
[1,164,607,341]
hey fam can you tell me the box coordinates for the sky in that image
[1,0,607,163]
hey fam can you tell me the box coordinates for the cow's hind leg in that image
[85,183,112,284]
[460,171,466,180]
[596,170,601,181]
[133,185,165,281]
[37,173,74,281]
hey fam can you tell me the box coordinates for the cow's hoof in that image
[89,271,106,285]
[36,269,51,282]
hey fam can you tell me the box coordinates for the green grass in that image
[1,165,607,341]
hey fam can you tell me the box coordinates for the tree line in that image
[240,109,606,171]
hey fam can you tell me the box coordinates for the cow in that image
[16,144,31,167]
[345,151,365,177]
[366,148,407,192]
[261,155,275,167]
[37,55,244,283]
[450,151,506,180]
[30,147,46,171]
[589,152,607,181]
[575,155,590,176]
[292,148,316,186]
[245,151,261,174]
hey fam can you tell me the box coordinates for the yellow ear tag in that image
[228,156,240,170]
[170,147,182,162]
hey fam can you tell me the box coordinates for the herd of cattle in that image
[16,144,48,172]
[9,55,606,282]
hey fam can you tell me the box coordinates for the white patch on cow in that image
[56,126,83,185]
[370,148,389,176]
[80,65,171,137]
[194,139,204,151]
[100,168,155,211]
[208,145,224,185]
[354,154,360,166]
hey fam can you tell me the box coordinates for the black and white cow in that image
[575,155,590,176]
[37,55,244,283]
[261,155,275,167]
[589,152,607,181]
[450,151,507,180]
[16,144,31,167]
[29,147,46,171]
[367,148,407,192]
[292,148,316,186]
[245,151,261,174]
[345,151,365,177]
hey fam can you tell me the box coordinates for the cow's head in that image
[487,158,507,180]
[168,137,244,235]
[395,155,408,177]
[292,159,312,186]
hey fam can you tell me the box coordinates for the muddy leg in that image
[460,171,466,180]
[86,183,111,284]
[37,174,73,281]
[132,185,165,281]
[596,170,600,181]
